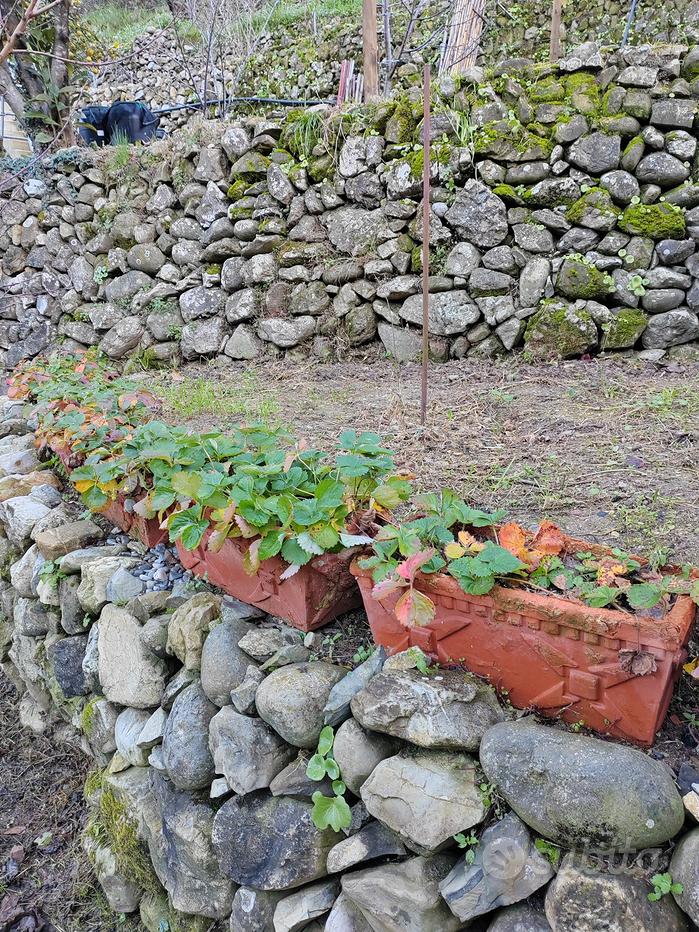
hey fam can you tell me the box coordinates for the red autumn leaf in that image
[394,588,436,628]
[530,520,565,556]
[396,548,435,583]
[372,575,407,601]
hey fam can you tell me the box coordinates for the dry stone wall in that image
[4,43,699,370]
[2,397,699,931]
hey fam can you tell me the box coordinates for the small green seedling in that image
[306,726,351,832]
[454,831,479,864]
[648,873,682,901]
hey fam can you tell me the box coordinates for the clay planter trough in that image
[176,533,362,631]
[98,494,169,549]
[351,546,696,746]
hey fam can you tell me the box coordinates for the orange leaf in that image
[499,522,528,561]
[457,530,485,553]
[530,520,565,556]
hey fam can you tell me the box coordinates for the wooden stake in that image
[362,0,379,101]
[550,0,562,62]
[420,63,431,427]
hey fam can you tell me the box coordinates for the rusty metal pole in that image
[420,63,431,427]
[550,0,562,61]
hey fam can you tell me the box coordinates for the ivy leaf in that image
[325,758,340,780]
[306,754,327,781]
[310,791,352,832]
[317,726,334,756]
[394,588,436,628]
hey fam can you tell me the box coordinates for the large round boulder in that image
[479,719,684,851]
[670,827,699,924]
[545,854,687,930]
[200,617,255,706]
[255,662,346,748]
[350,670,504,750]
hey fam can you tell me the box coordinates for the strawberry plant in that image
[359,490,699,626]
[306,726,352,832]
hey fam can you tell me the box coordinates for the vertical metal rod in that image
[420,63,431,427]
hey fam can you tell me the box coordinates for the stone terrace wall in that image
[481,0,699,62]
[2,397,699,931]
[82,2,699,122]
[4,42,699,370]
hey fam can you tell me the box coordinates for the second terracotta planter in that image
[351,560,696,746]
[176,534,361,631]
[98,495,169,549]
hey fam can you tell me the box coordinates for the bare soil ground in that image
[150,353,699,564]
[2,351,699,929]
[0,679,138,932]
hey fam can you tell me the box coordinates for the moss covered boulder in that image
[565,188,618,232]
[480,719,684,851]
[524,299,598,358]
[618,202,686,239]
[600,308,648,350]
[556,256,614,300]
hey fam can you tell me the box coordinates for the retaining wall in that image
[3,44,699,370]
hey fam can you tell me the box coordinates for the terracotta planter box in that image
[97,495,168,548]
[351,558,696,746]
[176,534,361,631]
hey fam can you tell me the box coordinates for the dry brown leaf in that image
[618,649,657,677]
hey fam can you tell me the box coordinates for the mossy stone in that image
[601,308,648,350]
[557,256,614,300]
[565,187,618,229]
[524,299,598,359]
[618,203,686,240]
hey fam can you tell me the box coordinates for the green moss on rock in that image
[226,180,248,201]
[524,299,598,359]
[565,187,617,227]
[565,73,601,115]
[556,255,614,300]
[618,203,686,239]
[85,785,159,894]
[227,207,254,221]
[601,308,648,350]
[529,78,566,103]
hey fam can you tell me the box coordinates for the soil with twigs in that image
[149,352,699,564]
[0,677,138,932]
